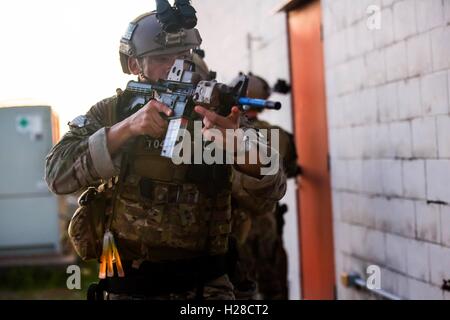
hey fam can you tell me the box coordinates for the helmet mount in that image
[119,9,202,74]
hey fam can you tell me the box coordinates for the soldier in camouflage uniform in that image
[45,12,286,300]
[230,74,299,300]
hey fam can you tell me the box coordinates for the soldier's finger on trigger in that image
[149,99,172,116]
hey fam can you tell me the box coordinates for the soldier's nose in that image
[164,67,172,78]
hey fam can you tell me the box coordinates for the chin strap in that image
[139,71,152,83]
[137,59,152,83]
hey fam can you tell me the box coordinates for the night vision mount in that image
[155,0,198,33]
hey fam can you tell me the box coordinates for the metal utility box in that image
[0,106,61,256]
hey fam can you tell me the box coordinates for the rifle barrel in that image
[238,97,281,110]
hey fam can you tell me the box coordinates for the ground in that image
[0,260,98,300]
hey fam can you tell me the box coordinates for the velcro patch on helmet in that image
[119,41,134,56]
[154,30,186,48]
[123,22,138,41]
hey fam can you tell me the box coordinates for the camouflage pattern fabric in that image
[231,118,296,300]
[45,91,287,300]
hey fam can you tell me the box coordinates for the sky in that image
[0,0,158,133]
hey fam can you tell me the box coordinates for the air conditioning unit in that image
[0,105,61,257]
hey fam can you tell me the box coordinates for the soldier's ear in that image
[128,57,140,75]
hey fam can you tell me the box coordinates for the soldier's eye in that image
[154,56,173,63]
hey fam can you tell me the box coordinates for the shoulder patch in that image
[69,115,88,128]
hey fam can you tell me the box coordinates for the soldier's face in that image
[139,50,191,82]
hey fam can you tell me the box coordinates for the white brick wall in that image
[426,160,450,202]
[397,78,421,120]
[393,0,417,41]
[380,268,409,299]
[374,8,394,48]
[372,124,392,158]
[441,205,450,247]
[365,49,386,86]
[385,233,407,273]
[331,159,348,190]
[350,225,385,264]
[430,26,450,71]
[408,278,443,300]
[325,30,347,67]
[429,244,450,287]
[421,71,449,116]
[381,159,403,196]
[384,199,416,238]
[415,0,444,33]
[411,117,438,158]
[389,121,413,158]
[377,82,398,122]
[402,160,426,199]
[386,41,408,82]
[437,115,450,157]
[340,192,360,223]
[406,238,429,282]
[362,160,383,194]
[382,0,395,7]
[346,160,363,191]
[415,201,441,243]
[445,1,450,24]
[323,0,450,299]
[407,32,432,77]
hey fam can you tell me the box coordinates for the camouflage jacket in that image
[45,93,287,259]
[46,94,286,197]
[231,118,295,219]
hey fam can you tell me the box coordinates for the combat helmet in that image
[119,11,202,74]
[246,73,271,100]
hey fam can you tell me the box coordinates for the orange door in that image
[288,0,335,299]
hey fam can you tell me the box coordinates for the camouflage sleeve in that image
[231,137,287,217]
[232,151,287,196]
[234,115,287,201]
[232,168,287,217]
[45,96,121,195]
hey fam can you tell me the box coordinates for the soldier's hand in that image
[127,99,173,138]
[194,105,241,152]
[194,105,240,132]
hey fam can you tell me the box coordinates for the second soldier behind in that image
[230,74,300,300]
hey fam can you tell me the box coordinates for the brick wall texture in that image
[323,0,450,299]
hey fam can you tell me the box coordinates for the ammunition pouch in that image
[68,185,112,260]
